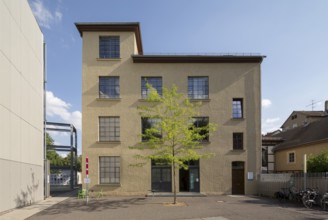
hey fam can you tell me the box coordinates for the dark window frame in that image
[141,117,162,141]
[232,98,243,119]
[233,132,244,150]
[192,117,209,142]
[188,76,209,100]
[99,36,120,59]
[99,76,120,98]
[141,77,163,99]
[99,156,120,184]
[288,152,295,163]
[99,116,120,142]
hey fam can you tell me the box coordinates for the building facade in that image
[0,0,44,213]
[261,136,282,173]
[76,23,264,195]
[281,109,327,131]
[262,102,328,173]
[273,117,328,173]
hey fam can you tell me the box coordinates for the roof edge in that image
[132,54,265,63]
[75,22,143,55]
[273,138,328,152]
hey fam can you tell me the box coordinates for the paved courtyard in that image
[24,194,328,220]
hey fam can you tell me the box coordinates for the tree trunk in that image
[173,160,177,204]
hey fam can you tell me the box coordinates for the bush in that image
[307,152,328,173]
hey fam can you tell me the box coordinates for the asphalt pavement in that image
[21,194,328,220]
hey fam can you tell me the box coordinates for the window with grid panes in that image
[232,98,243,118]
[99,76,120,98]
[288,152,295,163]
[99,117,120,142]
[192,117,209,142]
[141,117,162,141]
[233,133,243,150]
[99,156,120,184]
[99,36,120,59]
[141,77,162,99]
[188,77,209,99]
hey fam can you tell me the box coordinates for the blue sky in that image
[28,0,328,154]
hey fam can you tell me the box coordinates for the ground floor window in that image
[99,156,120,184]
[151,160,172,192]
[288,152,295,163]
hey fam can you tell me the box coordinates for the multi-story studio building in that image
[76,22,264,195]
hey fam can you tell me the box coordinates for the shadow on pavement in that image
[50,189,80,198]
[27,197,147,218]
[239,196,328,218]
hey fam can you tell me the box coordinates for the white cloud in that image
[262,99,272,108]
[262,117,281,134]
[55,11,63,22]
[46,91,81,130]
[265,117,280,124]
[29,0,62,29]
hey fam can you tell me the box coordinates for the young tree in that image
[307,152,328,173]
[62,153,82,172]
[130,85,216,204]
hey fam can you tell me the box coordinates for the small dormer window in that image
[99,36,120,59]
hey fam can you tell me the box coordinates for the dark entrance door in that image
[151,160,172,192]
[231,161,245,195]
[179,160,200,192]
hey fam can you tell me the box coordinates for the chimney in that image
[325,100,328,113]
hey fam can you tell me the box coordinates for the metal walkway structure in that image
[46,122,78,190]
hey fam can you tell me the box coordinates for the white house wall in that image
[0,0,44,213]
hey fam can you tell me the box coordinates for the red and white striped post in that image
[86,156,89,204]
[86,156,89,177]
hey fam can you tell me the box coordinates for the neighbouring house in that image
[281,102,328,131]
[0,0,44,213]
[261,136,283,173]
[273,116,328,173]
[76,22,265,195]
[262,101,328,173]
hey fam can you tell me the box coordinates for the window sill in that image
[97,141,121,144]
[97,58,122,61]
[199,141,211,144]
[231,117,245,120]
[189,99,211,102]
[142,140,163,143]
[230,149,246,152]
[97,98,121,101]
[97,183,121,187]
[138,99,161,102]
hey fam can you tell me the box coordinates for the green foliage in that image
[62,153,82,172]
[46,132,54,146]
[307,152,328,173]
[130,84,217,203]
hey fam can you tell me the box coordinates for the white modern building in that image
[0,0,44,213]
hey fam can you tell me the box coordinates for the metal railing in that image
[258,172,328,197]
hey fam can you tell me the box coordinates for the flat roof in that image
[75,22,143,55]
[75,22,266,63]
[132,54,265,63]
